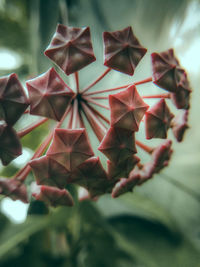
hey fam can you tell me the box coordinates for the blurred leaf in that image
[110,215,200,267]
[97,193,177,233]
[0,213,10,236]
[0,216,49,259]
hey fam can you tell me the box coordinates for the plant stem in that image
[18,118,49,138]
[84,76,153,97]
[84,84,130,96]
[72,99,79,129]
[82,96,109,110]
[86,103,110,124]
[134,77,152,85]
[67,105,74,129]
[81,102,107,141]
[81,68,111,94]
[91,96,108,100]
[142,93,170,99]
[135,140,154,154]
[75,72,79,93]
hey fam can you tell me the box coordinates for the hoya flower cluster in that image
[0,25,191,206]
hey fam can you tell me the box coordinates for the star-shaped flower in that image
[0,178,28,203]
[171,110,189,142]
[0,73,29,125]
[152,139,173,173]
[26,68,74,121]
[69,157,108,198]
[46,128,94,171]
[0,120,22,165]
[44,25,96,75]
[107,155,140,180]
[98,127,136,163]
[103,26,147,75]
[151,49,188,93]
[145,99,174,139]
[29,155,71,189]
[170,71,191,109]
[32,185,74,207]
[109,85,149,131]
[111,172,140,198]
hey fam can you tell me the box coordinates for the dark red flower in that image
[46,128,94,171]
[26,68,74,121]
[171,110,189,142]
[0,120,22,165]
[152,139,173,173]
[44,25,96,75]
[69,157,108,198]
[145,99,174,139]
[0,178,28,203]
[103,26,147,75]
[0,73,29,125]
[151,49,187,93]
[112,172,140,198]
[136,162,155,185]
[29,155,70,188]
[109,85,149,131]
[32,185,74,207]
[107,155,140,180]
[98,127,136,163]
[170,71,191,109]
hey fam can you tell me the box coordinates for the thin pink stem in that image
[81,68,111,94]
[81,102,107,141]
[91,96,108,100]
[134,77,152,85]
[24,109,30,114]
[86,103,110,124]
[75,72,79,93]
[78,109,85,128]
[142,93,170,99]
[84,76,153,97]
[72,99,79,129]
[136,140,154,154]
[82,96,109,110]
[67,105,74,129]
[18,118,49,138]
[84,84,130,96]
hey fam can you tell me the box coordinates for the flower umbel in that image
[0,25,191,205]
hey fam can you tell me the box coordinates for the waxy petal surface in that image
[0,74,29,125]
[45,25,96,75]
[151,49,191,94]
[70,157,108,197]
[98,127,136,163]
[33,185,74,207]
[171,110,189,142]
[30,155,71,188]
[47,128,94,171]
[0,121,22,165]
[145,99,174,139]
[103,26,147,75]
[109,85,149,131]
[27,68,74,120]
[0,178,28,203]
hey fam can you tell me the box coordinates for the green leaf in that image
[109,215,200,267]
[0,216,49,259]
[97,193,177,233]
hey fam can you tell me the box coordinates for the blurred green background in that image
[0,0,200,266]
